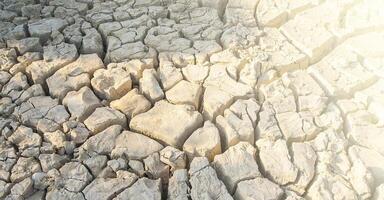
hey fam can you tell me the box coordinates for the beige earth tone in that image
[0,0,384,199]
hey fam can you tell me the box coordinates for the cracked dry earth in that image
[1,0,384,200]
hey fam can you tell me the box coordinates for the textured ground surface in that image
[1,0,384,199]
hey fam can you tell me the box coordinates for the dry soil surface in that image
[1,0,384,199]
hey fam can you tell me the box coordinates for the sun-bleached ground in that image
[1,0,384,199]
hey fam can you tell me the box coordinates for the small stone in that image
[0,180,11,198]
[47,54,104,99]
[116,170,138,181]
[111,131,163,160]
[40,142,55,154]
[130,100,203,148]
[66,122,90,144]
[32,172,52,190]
[0,48,17,71]
[43,43,78,68]
[202,86,234,122]
[21,4,42,19]
[28,18,68,42]
[46,188,85,200]
[139,69,164,103]
[17,52,42,67]
[110,88,151,119]
[107,158,127,172]
[144,26,191,52]
[288,143,317,195]
[165,80,203,109]
[80,125,122,156]
[216,99,259,150]
[144,153,170,183]
[220,24,261,48]
[37,104,70,133]
[3,24,26,41]
[58,162,93,192]
[183,121,221,162]
[128,160,145,177]
[81,28,104,58]
[83,155,108,177]
[2,72,28,97]
[91,67,132,100]
[39,154,69,172]
[234,177,284,200]
[83,177,137,200]
[168,169,190,200]
[63,86,101,122]
[8,126,41,153]
[84,107,127,134]
[189,157,233,200]
[0,97,15,116]
[0,71,11,86]
[106,41,157,64]
[182,64,209,84]
[11,157,41,183]
[256,139,298,185]
[110,59,154,83]
[213,142,261,194]
[276,112,319,142]
[157,62,183,91]
[256,102,283,140]
[14,84,45,105]
[6,38,42,54]
[9,177,33,198]
[159,146,186,172]
[115,178,162,200]
[43,130,66,150]
[306,172,357,200]
[26,47,74,84]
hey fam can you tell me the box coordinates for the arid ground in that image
[1,0,384,199]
